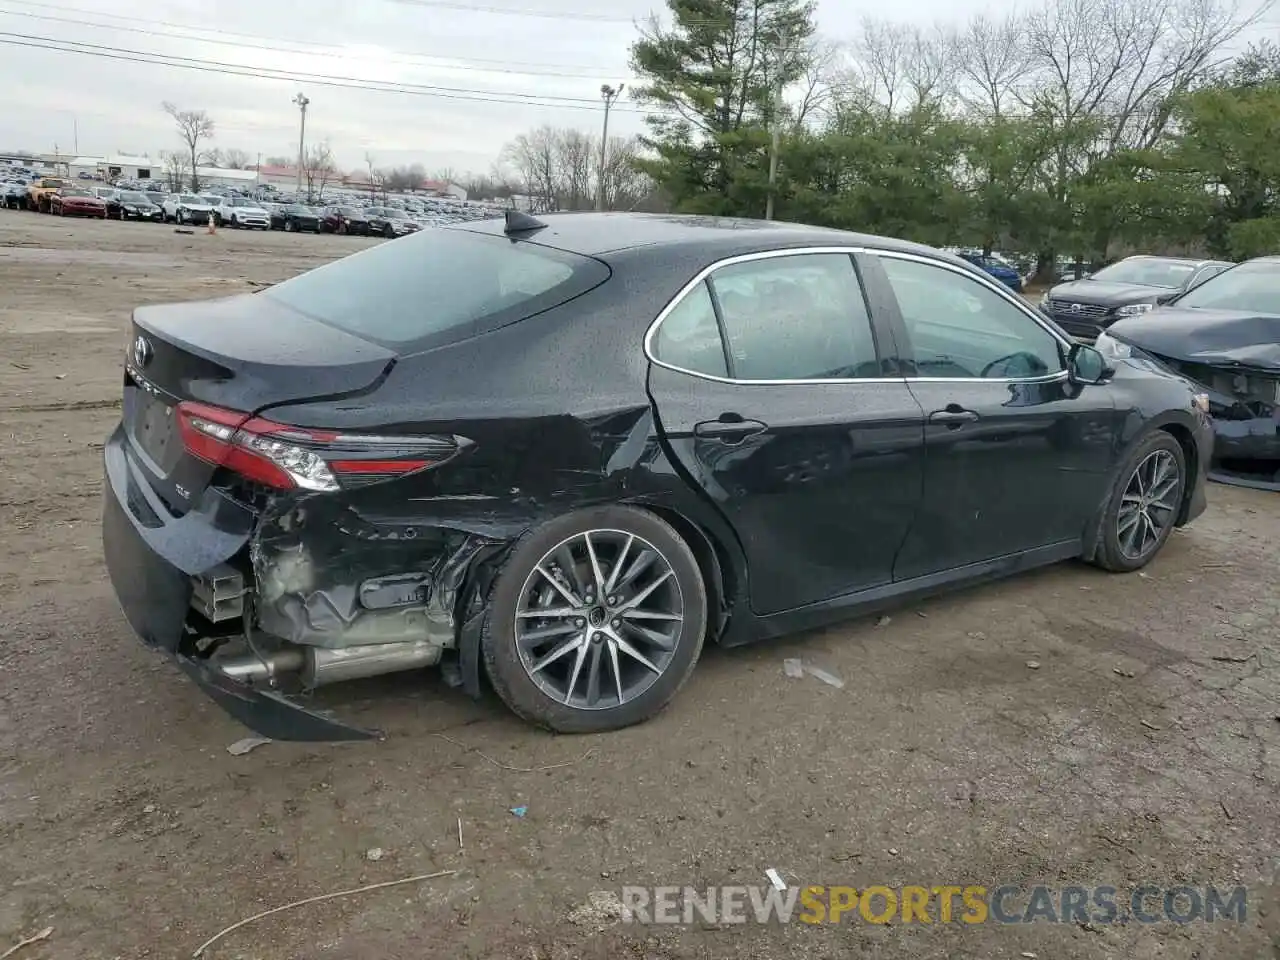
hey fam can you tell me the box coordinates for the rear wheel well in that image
[631,503,735,643]
[1158,423,1198,524]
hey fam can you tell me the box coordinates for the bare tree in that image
[160,151,191,193]
[501,127,560,211]
[302,140,336,202]
[849,19,911,114]
[954,13,1034,117]
[554,129,596,210]
[162,102,214,191]
[793,37,841,127]
[846,19,959,115]
[221,148,251,170]
[1023,0,1253,150]
[600,136,656,210]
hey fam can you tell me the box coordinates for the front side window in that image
[652,252,879,381]
[879,255,1064,380]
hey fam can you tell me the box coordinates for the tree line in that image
[592,0,1280,268]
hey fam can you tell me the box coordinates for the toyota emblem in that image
[1070,303,1082,313]
[133,335,153,367]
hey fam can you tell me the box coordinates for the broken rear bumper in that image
[101,424,377,740]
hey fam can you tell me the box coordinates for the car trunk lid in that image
[124,293,395,513]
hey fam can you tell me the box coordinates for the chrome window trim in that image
[643,245,1072,386]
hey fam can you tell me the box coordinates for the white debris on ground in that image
[566,890,624,928]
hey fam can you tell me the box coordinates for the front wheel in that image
[1089,431,1186,572]
[481,505,708,733]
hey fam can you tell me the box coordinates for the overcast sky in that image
[0,0,1267,176]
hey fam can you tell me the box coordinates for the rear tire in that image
[481,505,708,733]
[1089,431,1186,573]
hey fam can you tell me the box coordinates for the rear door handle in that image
[694,417,768,444]
[928,404,979,428]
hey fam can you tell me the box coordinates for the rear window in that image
[262,228,609,346]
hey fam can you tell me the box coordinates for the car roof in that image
[449,212,946,261]
[1120,254,1231,267]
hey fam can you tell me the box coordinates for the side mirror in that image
[1068,343,1113,385]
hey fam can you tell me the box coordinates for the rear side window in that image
[263,229,609,346]
[651,282,728,378]
[651,252,880,381]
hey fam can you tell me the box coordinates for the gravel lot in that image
[1,212,1277,960]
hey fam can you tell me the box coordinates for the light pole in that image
[596,83,623,212]
[765,31,792,221]
[293,92,309,199]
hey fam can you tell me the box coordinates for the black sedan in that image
[100,212,1212,742]
[1100,256,1280,491]
[319,205,370,235]
[272,203,321,232]
[106,190,164,222]
[1042,255,1233,340]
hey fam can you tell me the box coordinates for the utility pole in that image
[765,31,791,222]
[72,115,78,155]
[596,83,623,212]
[293,92,309,199]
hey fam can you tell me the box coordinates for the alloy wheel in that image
[515,529,684,710]
[1117,449,1181,560]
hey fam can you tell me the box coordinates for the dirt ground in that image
[1,212,1278,960]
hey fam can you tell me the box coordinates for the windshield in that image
[263,229,609,346]
[1089,258,1196,288]
[118,191,148,202]
[286,205,312,213]
[1175,261,1280,314]
[228,198,255,207]
[180,195,204,204]
[61,189,91,197]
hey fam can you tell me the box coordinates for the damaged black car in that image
[1100,256,1280,491]
[102,212,1213,742]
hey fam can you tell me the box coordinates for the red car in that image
[51,189,108,219]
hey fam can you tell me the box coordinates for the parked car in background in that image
[101,212,1211,741]
[274,203,321,232]
[50,187,107,218]
[1042,255,1234,340]
[319,205,371,235]
[1100,257,1280,491]
[956,252,1025,292]
[106,190,164,221]
[3,180,25,208]
[163,193,215,225]
[364,206,422,238]
[213,197,271,230]
[27,177,70,212]
[144,191,167,208]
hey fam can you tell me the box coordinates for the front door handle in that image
[928,404,979,428]
[694,416,768,444]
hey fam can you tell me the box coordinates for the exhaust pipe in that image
[213,640,440,688]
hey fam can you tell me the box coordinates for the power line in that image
[0,31,659,114]
[0,6,635,80]
[0,0,630,73]
[383,0,635,23]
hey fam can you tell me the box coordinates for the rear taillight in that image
[176,400,463,492]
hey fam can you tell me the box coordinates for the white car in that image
[163,193,215,225]
[213,197,271,229]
